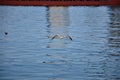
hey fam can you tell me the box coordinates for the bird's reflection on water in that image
[46,7,72,48]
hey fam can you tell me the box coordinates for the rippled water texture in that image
[0,6,120,80]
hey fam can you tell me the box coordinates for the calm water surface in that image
[0,6,120,80]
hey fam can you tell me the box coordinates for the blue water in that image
[0,6,120,80]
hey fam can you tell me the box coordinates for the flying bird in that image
[51,34,72,40]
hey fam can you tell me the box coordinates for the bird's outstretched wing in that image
[51,35,58,40]
[67,35,72,40]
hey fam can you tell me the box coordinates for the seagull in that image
[51,34,72,40]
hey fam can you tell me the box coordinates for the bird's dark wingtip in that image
[51,35,58,40]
